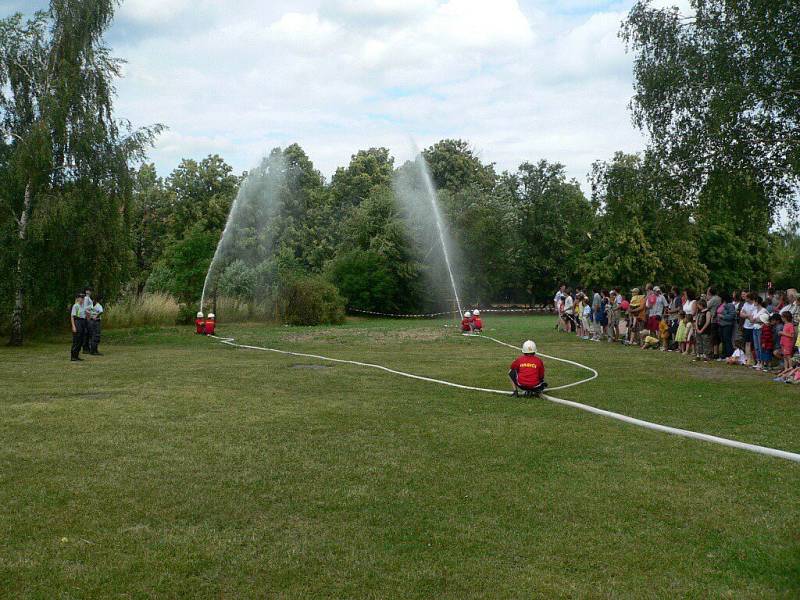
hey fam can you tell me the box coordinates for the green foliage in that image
[503,160,594,301]
[769,224,800,291]
[279,275,345,326]
[130,163,173,293]
[337,187,424,311]
[146,223,216,304]
[622,0,800,207]
[0,1,161,343]
[327,249,400,312]
[423,139,496,193]
[581,152,708,290]
[166,154,240,238]
[330,147,394,208]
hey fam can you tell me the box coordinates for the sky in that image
[0,0,689,188]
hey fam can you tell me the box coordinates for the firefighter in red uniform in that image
[461,311,474,333]
[195,311,206,335]
[472,309,483,332]
[205,313,216,335]
[509,340,547,397]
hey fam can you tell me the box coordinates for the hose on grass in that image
[208,334,800,464]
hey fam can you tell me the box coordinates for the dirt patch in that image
[282,327,448,344]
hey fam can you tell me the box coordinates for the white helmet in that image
[464,311,472,318]
[473,309,480,316]
[522,340,537,354]
[196,311,204,318]
[208,313,215,319]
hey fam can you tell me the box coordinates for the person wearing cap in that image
[461,311,474,333]
[70,292,87,361]
[509,340,547,397]
[195,311,206,335]
[472,309,483,332]
[646,286,668,338]
[205,313,216,335]
[627,287,645,345]
[88,295,104,355]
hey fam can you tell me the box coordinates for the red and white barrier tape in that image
[347,307,548,318]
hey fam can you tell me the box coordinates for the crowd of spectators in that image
[553,285,800,384]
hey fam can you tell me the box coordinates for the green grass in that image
[1,315,798,598]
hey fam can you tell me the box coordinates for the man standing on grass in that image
[88,296,104,355]
[82,286,94,353]
[70,292,86,362]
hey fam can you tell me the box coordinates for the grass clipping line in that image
[209,334,800,464]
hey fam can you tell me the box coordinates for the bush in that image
[327,249,400,312]
[278,275,345,326]
[104,293,180,329]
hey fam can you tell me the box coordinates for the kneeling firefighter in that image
[509,340,547,397]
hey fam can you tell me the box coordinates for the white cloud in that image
[118,0,191,23]
[109,0,646,188]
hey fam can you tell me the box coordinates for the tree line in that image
[1,0,798,343]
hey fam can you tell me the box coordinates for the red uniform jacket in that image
[473,317,483,329]
[205,318,216,335]
[510,354,545,387]
[195,318,205,334]
[461,317,473,331]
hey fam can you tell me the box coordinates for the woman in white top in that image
[739,292,755,363]
[682,289,697,316]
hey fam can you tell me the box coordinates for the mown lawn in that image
[1,315,798,598]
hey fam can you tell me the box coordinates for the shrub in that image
[278,275,345,326]
[104,293,180,329]
[327,249,400,312]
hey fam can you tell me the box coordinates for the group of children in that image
[195,311,217,336]
[554,285,800,384]
[460,310,483,333]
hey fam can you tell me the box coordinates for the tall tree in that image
[166,154,239,238]
[422,139,497,194]
[0,1,161,344]
[130,163,173,293]
[622,0,800,209]
[503,160,594,302]
[329,148,394,208]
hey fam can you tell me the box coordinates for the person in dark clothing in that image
[88,296,104,355]
[82,286,94,352]
[70,292,86,362]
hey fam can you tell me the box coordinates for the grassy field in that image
[2,315,799,598]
